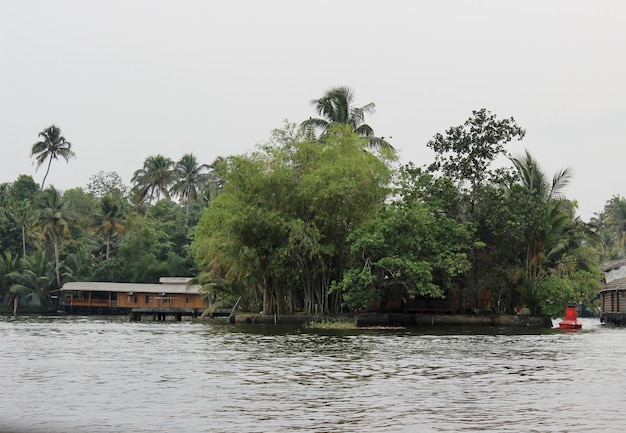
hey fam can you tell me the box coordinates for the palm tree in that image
[301,86,394,151]
[0,251,21,313]
[203,156,226,204]
[170,153,209,223]
[33,187,71,289]
[9,251,55,314]
[90,195,127,260]
[30,125,75,189]
[131,155,174,209]
[510,150,574,312]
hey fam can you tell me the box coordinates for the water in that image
[0,316,623,433]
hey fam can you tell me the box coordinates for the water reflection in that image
[0,317,622,433]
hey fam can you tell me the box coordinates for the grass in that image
[304,318,358,329]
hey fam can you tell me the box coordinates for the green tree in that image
[0,251,21,311]
[425,109,526,311]
[89,195,127,260]
[510,150,578,314]
[33,187,72,289]
[335,198,472,312]
[427,108,525,215]
[30,125,76,189]
[131,154,174,209]
[202,156,227,205]
[301,86,393,151]
[170,153,209,224]
[192,124,392,315]
[9,251,55,314]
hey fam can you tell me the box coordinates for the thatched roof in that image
[599,276,626,293]
[600,259,626,272]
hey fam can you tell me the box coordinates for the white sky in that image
[1,0,624,220]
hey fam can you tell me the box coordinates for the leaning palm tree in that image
[30,125,76,189]
[170,153,209,223]
[300,86,393,151]
[131,154,174,209]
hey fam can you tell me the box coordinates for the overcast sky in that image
[1,0,624,220]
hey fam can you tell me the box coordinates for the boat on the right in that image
[599,259,626,326]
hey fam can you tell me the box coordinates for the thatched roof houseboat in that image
[599,259,626,326]
[60,277,207,320]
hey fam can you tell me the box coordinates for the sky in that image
[1,0,625,221]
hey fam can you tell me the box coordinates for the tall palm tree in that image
[33,187,71,289]
[30,125,76,189]
[170,153,209,223]
[90,195,127,260]
[131,155,174,209]
[301,86,393,151]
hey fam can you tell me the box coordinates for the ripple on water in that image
[0,316,623,433]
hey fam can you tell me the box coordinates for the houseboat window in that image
[185,296,190,304]
[134,295,138,303]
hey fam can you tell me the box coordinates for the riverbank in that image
[231,313,553,328]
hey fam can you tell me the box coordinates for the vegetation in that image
[0,94,613,318]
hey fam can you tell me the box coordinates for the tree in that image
[203,156,227,205]
[33,187,72,289]
[131,155,174,209]
[90,195,127,260]
[424,109,526,312]
[30,125,76,189]
[334,198,472,312]
[86,171,127,199]
[510,150,578,314]
[170,153,209,224]
[0,251,21,312]
[9,251,55,314]
[427,108,525,215]
[301,86,394,151]
[192,124,393,315]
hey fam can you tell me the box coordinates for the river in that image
[0,316,623,433]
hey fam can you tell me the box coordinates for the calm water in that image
[0,316,623,433]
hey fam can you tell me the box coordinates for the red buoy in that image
[559,306,582,330]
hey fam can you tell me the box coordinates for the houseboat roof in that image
[599,276,626,293]
[61,281,201,294]
[600,259,626,272]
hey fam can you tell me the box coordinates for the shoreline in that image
[231,312,554,328]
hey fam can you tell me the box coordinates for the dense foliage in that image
[0,89,612,317]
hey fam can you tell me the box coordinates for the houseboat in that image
[60,277,207,319]
[599,259,626,326]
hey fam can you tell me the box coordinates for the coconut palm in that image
[90,195,127,260]
[131,155,174,209]
[170,153,209,223]
[30,125,75,189]
[510,150,574,312]
[33,187,71,289]
[203,156,226,204]
[0,251,21,313]
[301,86,394,151]
[9,251,55,314]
